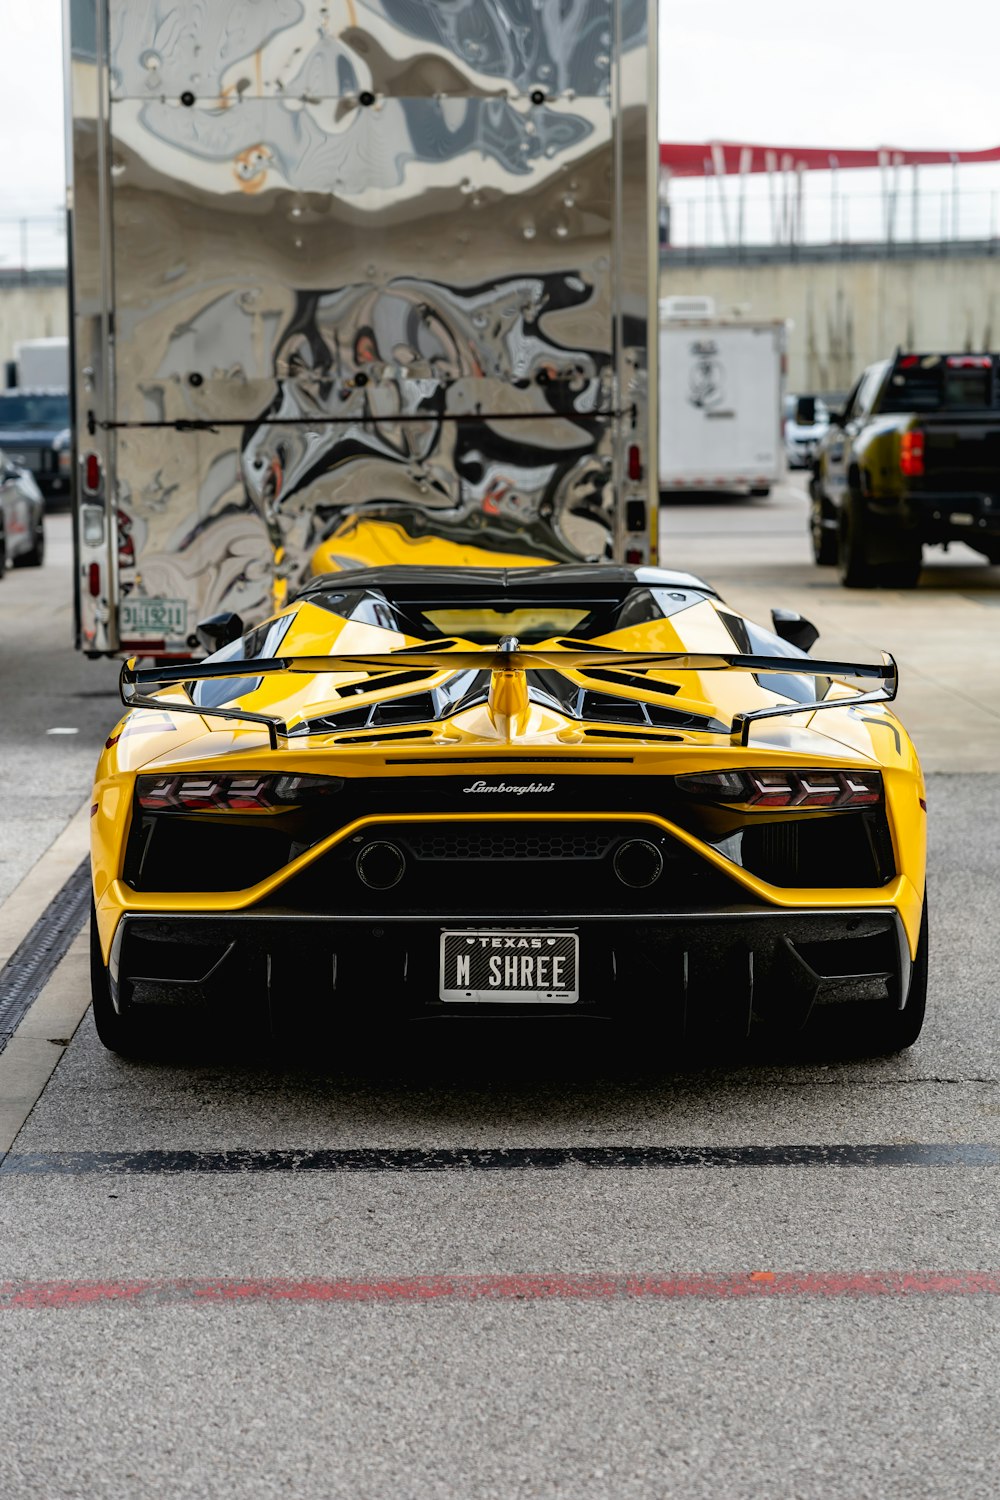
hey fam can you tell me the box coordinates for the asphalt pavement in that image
[0,516,119,903]
[0,493,998,1500]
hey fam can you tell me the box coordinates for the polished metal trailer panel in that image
[67,0,657,655]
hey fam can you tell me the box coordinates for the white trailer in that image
[10,337,69,390]
[659,310,786,496]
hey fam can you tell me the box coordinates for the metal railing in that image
[0,216,67,276]
[662,173,1000,255]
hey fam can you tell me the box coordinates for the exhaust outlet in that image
[356,841,406,890]
[613,838,664,889]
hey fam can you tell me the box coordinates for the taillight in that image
[627,444,643,482]
[136,773,344,812]
[676,768,882,811]
[83,452,102,494]
[87,561,101,596]
[946,355,991,369]
[900,431,924,477]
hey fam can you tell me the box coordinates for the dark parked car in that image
[0,390,72,508]
[810,352,1000,587]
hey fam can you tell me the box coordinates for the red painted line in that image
[1,1271,999,1311]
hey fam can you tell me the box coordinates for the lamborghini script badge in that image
[463,780,555,795]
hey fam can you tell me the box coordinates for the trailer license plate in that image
[439,931,579,1004]
[120,597,189,640]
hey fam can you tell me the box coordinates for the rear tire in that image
[90,900,154,1058]
[11,524,44,569]
[749,485,770,498]
[865,895,928,1054]
[810,493,838,565]
[839,491,922,589]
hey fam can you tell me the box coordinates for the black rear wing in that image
[120,648,898,751]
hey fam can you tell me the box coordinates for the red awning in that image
[659,141,1000,177]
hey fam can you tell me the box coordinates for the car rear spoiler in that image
[120,647,898,751]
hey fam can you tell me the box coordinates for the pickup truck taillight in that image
[900,431,925,478]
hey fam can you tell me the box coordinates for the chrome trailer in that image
[65,0,660,657]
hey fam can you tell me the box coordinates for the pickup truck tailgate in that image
[923,418,1000,493]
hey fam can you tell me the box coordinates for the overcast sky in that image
[1,0,998,220]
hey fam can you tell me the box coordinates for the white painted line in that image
[0,930,90,1155]
[46,727,79,735]
[0,800,91,973]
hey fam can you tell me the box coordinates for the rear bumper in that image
[109,907,911,1033]
[905,491,1000,544]
[869,490,1000,543]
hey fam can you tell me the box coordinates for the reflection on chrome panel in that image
[72,0,653,646]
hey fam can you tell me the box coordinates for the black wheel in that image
[11,523,44,569]
[810,492,838,565]
[838,490,921,589]
[90,899,154,1057]
[806,896,928,1060]
[749,485,770,498]
[866,895,929,1054]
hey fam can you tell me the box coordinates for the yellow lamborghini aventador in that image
[90,565,927,1057]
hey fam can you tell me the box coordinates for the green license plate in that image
[120,596,189,641]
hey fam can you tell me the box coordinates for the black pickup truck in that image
[810,352,1000,587]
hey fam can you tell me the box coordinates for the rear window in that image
[0,393,70,427]
[423,607,591,643]
[879,357,999,414]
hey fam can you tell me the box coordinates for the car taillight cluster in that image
[136,773,343,812]
[676,768,882,811]
[899,431,925,477]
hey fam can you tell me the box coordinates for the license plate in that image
[439,930,579,1004]
[120,596,189,640]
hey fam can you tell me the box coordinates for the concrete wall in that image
[7,257,1000,399]
[0,286,69,365]
[661,254,1000,397]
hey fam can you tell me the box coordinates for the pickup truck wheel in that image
[838,492,878,586]
[877,553,923,589]
[810,494,838,565]
[839,492,921,589]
